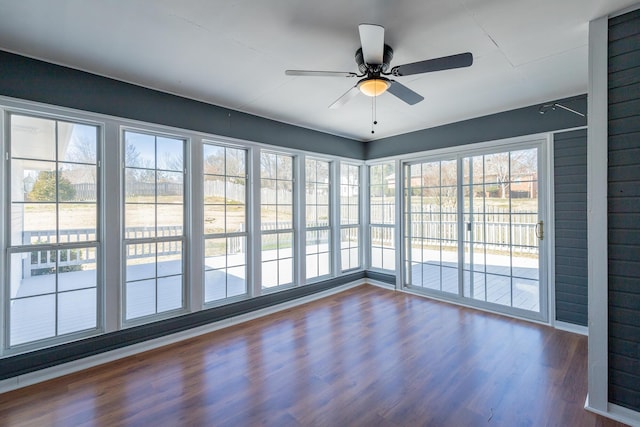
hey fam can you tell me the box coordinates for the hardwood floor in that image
[0,285,627,427]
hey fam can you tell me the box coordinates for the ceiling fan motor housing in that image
[355,44,394,74]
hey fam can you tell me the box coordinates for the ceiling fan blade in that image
[387,81,424,105]
[391,52,473,76]
[329,86,360,109]
[285,70,357,77]
[358,24,385,65]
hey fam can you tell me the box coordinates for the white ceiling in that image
[0,0,636,141]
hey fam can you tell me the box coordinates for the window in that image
[340,163,360,271]
[123,130,185,322]
[203,143,248,303]
[305,158,331,280]
[260,152,294,288]
[369,163,396,270]
[7,114,100,347]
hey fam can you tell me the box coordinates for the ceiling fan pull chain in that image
[374,91,378,126]
[371,96,375,134]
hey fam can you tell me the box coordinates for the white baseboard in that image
[0,280,365,395]
[555,320,589,336]
[585,395,640,427]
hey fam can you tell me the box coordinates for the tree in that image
[28,171,76,201]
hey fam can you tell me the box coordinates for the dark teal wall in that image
[0,50,364,159]
[365,95,586,159]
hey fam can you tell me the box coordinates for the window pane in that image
[261,231,293,289]
[10,295,56,346]
[262,261,278,288]
[59,122,97,164]
[59,163,97,202]
[58,249,97,290]
[341,227,359,271]
[205,238,227,270]
[59,204,97,242]
[11,115,56,160]
[204,175,225,202]
[156,137,183,171]
[204,204,226,235]
[226,147,246,177]
[203,144,225,174]
[157,204,183,231]
[14,159,56,202]
[277,155,293,180]
[157,276,183,312]
[58,288,97,335]
[260,152,277,178]
[125,240,183,320]
[12,203,57,245]
[227,266,247,297]
[157,241,182,277]
[125,132,155,168]
[205,270,227,302]
[126,243,156,282]
[157,171,183,202]
[126,279,156,320]
[125,204,156,236]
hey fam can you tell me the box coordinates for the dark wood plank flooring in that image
[0,285,627,426]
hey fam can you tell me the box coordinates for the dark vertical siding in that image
[554,129,587,326]
[608,8,640,412]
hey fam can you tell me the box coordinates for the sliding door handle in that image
[535,220,544,240]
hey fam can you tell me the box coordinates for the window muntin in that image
[305,159,331,280]
[260,152,294,288]
[340,163,360,271]
[203,144,248,303]
[123,130,185,321]
[7,114,100,347]
[369,163,395,271]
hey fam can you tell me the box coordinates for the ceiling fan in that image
[285,24,473,109]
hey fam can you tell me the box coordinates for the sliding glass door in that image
[404,142,546,320]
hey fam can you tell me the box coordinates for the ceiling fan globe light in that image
[358,78,390,97]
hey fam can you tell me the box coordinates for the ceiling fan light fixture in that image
[358,78,390,97]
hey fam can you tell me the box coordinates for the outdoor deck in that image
[10,246,539,347]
